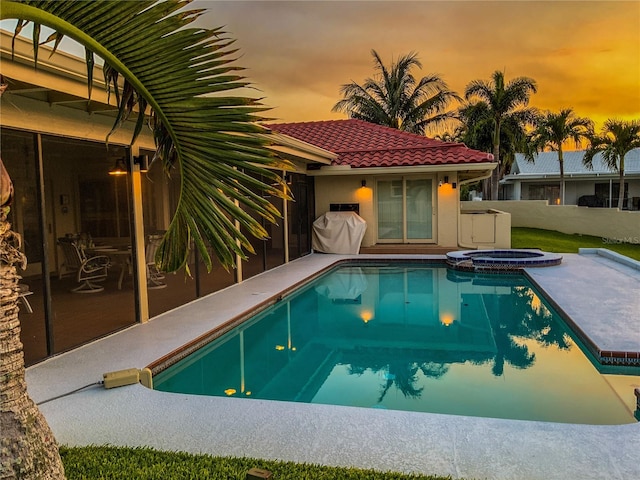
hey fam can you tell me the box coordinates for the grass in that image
[59,446,455,480]
[511,227,640,260]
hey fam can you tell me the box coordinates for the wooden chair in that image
[57,238,110,293]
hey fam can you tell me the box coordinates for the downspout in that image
[457,171,495,250]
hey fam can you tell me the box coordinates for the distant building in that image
[500,149,640,209]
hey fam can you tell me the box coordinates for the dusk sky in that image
[192,0,640,134]
[2,1,638,137]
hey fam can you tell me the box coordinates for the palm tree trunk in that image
[558,150,565,205]
[617,160,625,210]
[491,142,500,200]
[0,208,65,479]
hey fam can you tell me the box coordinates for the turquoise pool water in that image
[154,264,639,424]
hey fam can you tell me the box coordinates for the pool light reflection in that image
[440,313,455,327]
[360,310,374,324]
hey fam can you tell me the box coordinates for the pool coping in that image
[25,252,640,480]
[446,248,563,269]
[524,250,640,368]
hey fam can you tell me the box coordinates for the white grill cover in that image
[312,211,367,254]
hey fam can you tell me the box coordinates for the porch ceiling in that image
[2,76,119,115]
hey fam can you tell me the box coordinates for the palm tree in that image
[464,70,538,200]
[584,119,640,210]
[527,109,594,205]
[456,101,530,189]
[1,1,287,477]
[332,50,460,135]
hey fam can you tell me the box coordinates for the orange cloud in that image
[198,1,640,131]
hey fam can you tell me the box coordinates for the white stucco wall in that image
[462,200,640,241]
[314,173,462,248]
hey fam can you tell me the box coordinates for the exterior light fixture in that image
[108,158,128,176]
[133,154,149,172]
[361,179,367,188]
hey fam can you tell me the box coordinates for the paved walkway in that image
[26,252,640,480]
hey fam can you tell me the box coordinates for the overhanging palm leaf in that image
[1,0,290,273]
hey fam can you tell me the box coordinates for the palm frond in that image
[333,49,458,135]
[2,0,290,272]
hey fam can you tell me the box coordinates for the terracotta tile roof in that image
[267,119,493,168]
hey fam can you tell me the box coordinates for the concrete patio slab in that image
[25,252,640,480]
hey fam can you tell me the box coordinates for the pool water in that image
[154,265,639,424]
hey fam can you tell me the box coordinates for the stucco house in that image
[500,150,640,209]
[2,29,500,365]
[268,120,497,249]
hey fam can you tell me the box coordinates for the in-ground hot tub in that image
[447,249,563,270]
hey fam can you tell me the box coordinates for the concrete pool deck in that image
[26,252,640,480]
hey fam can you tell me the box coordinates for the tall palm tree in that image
[456,101,530,185]
[1,1,287,477]
[332,49,460,135]
[464,70,538,200]
[527,109,594,205]
[584,119,640,209]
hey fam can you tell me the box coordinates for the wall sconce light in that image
[439,176,450,188]
[361,179,367,188]
[108,158,128,176]
[133,154,149,173]
[285,174,292,185]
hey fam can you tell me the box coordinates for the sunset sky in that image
[192,0,640,134]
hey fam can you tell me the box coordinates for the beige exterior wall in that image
[314,172,463,248]
[315,176,377,246]
[462,200,640,241]
[436,173,458,248]
[459,209,511,248]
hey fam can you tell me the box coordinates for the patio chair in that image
[146,234,167,289]
[57,238,110,293]
[18,283,34,313]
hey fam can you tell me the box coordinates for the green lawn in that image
[60,446,456,480]
[511,227,640,261]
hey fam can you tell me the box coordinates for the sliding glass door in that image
[377,177,434,243]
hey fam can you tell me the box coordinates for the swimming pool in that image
[153,264,639,425]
